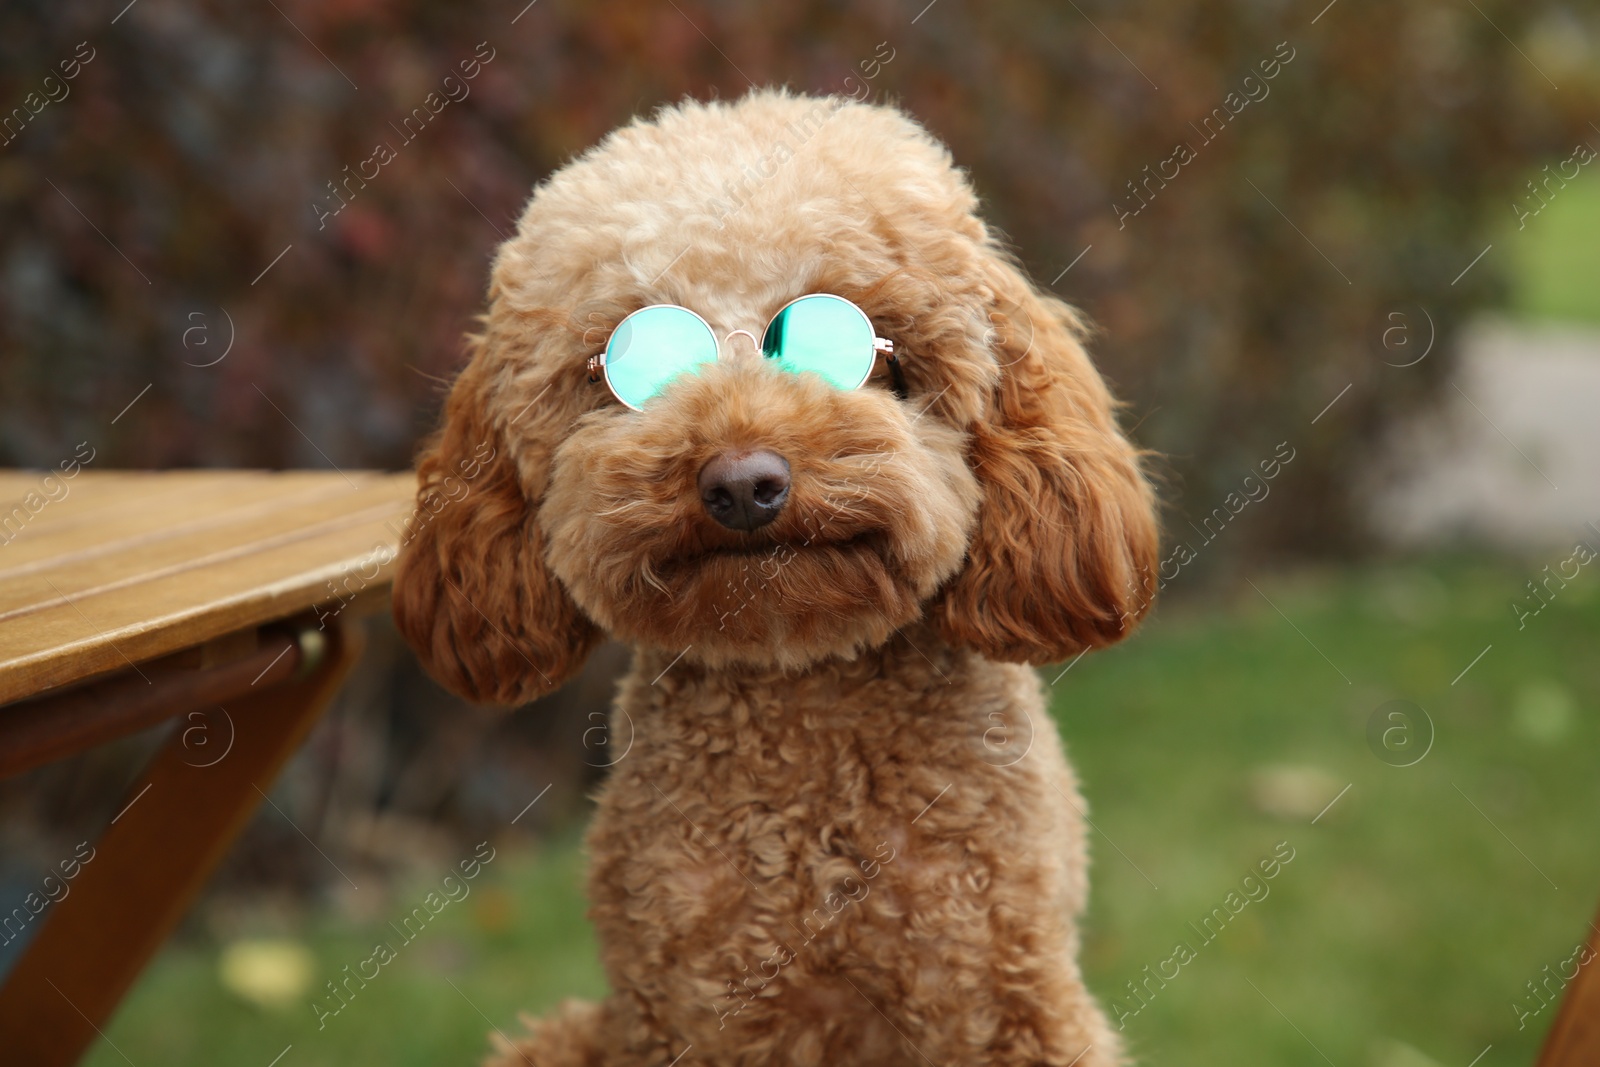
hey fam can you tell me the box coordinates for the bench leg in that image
[0,619,364,1066]
[1537,904,1600,1067]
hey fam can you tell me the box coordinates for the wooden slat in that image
[0,472,60,498]
[0,472,361,575]
[0,504,404,701]
[0,470,416,704]
[0,628,300,778]
[0,477,411,616]
[0,471,271,549]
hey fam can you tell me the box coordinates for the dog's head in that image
[393,90,1158,704]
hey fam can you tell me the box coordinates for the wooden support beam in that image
[1537,902,1600,1067]
[0,626,301,779]
[0,620,363,1066]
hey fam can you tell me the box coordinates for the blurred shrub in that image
[1,0,1597,566]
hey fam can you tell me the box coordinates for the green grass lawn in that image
[87,841,609,1067]
[85,556,1600,1067]
[1063,560,1599,1067]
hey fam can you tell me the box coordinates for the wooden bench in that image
[0,469,414,1066]
[1538,904,1600,1067]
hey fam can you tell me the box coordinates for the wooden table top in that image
[0,470,416,705]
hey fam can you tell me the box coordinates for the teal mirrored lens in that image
[761,295,875,390]
[605,306,719,408]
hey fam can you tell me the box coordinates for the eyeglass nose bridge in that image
[721,328,894,361]
[723,328,760,352]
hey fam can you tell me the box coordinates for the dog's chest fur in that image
[580,628,1092,1056]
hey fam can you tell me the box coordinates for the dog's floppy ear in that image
[392,355,600,705]
[933,261,1159,665]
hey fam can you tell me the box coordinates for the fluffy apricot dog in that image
[393,89,1158,1067]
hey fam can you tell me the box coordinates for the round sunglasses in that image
[586,293,899,410]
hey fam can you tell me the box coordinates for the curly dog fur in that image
[393,89,1159,1067]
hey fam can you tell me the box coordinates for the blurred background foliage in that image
[3,0,1597,560]
[3,1,1600,1065]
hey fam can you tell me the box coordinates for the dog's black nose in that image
[698,450,790,532]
